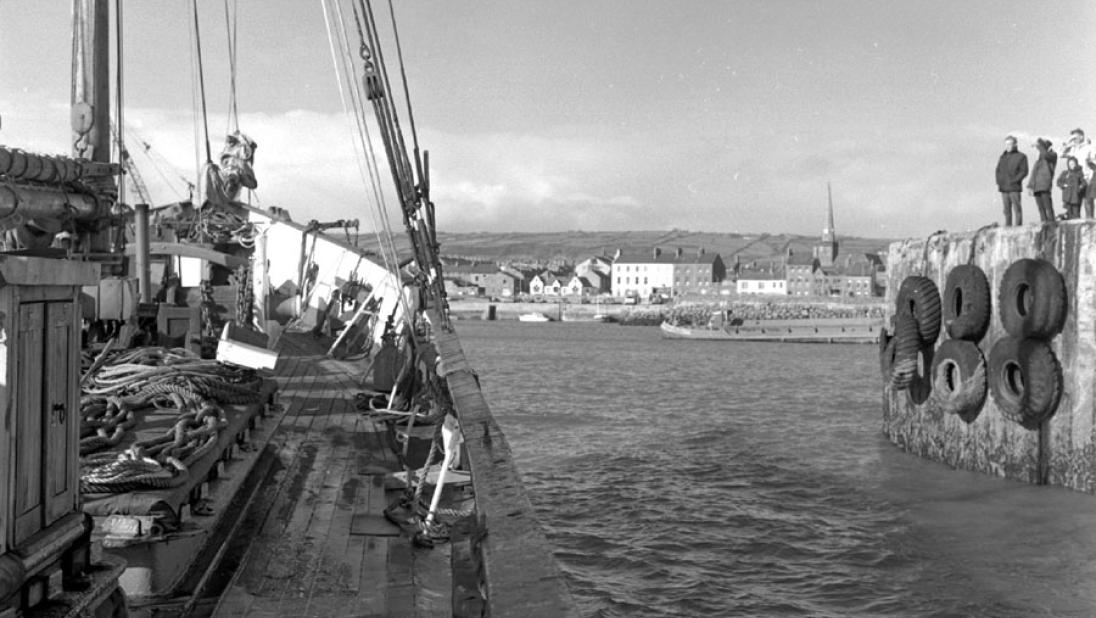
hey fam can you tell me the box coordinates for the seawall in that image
[883,221,1096,492]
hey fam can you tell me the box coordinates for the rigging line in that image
[191,0,213,163]
[386,0,424,186]
[126,125,192,191]
[332,0,415,322]
[362,0,414,195]
[186,5,202,189]
[223,0,239,133]
[115,0,126,206]
[339,0,404,269]
[322,0,396,275]
[129,138,186,200]
[332,0,394,258]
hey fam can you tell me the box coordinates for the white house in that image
[564,275,599,297]
[610,248,676,299]
[735,264,788,296]
[530,271,565,296]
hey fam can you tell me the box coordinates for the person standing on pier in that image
[1061,128,1095,217]
[1028,138,1057,223]
[996,135,1029,226]
[1057,156,1086,219]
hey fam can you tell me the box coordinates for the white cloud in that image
[0,94,645,232]
[0,92,1050,238]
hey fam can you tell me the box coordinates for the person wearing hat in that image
[996,135,1029,226]
[1061,128,1095,217]
[1028,138,1058,223]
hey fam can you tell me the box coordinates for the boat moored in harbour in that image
[661,316,883,343]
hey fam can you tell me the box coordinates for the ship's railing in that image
[244,206,409,345]
[431,312,579,617]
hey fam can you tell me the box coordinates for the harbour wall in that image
[883,221,1096,491]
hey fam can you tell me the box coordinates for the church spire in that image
[824,182,835,242]
[814,182,839,266]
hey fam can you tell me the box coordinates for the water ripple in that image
[457,321,1096,617]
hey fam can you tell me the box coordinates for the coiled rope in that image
[80,346,262,493]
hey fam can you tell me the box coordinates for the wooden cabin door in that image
[45,302,76,525]
[12,301,77,544]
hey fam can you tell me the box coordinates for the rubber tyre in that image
[891,311,920,390]
[896,275,942,344]
[943,264,991,342]
[930,339,987,423]
[907,340,934,405]
[998,259,1067,339]
[987,336,1063,429]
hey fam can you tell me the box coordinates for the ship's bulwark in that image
[883,222,1096,491]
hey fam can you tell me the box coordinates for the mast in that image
[72,0,122,256]
[71,0,112,168]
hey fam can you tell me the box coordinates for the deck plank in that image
[266,379,349,606]
[300,371,370,616]
[215,354,314,617]
[217,352,325,614]
[216,332,456,617]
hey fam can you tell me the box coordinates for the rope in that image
[387,0,423,185]
[322,0,403,276]
[919,229,947,275]
[191,0,213,165]
[79,346,263,493]
[223,0,240,133]
[966,222,998,265]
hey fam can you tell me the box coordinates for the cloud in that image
[0,92,1048,238]
[0,94,646,232]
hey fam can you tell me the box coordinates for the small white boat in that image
[518,312,552,322]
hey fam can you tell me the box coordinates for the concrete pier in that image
[883,221,1096,492]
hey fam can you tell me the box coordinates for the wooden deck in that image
[213,333,452,618]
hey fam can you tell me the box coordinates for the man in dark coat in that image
[996,135,1029,226]
[1028,138,1057,223]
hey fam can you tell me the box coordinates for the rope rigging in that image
[223,0,240,134]
[320,0,471,547]
[190,0,213,165]
[357,0,449,328]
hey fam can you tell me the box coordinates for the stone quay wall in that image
[883,221,1096,491]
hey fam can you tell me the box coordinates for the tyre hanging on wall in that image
[907,339,934,405]
[943,264,991,342]
[998,258,1067,339]
[891,311,920,390]
[987,336,1063,429]
[930,339,987,423]
[896,275,942,344]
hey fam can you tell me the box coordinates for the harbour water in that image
[456,320,1096,618]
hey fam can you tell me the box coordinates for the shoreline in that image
[448,297,888,325]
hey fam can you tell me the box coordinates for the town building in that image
[483,270,523,299]
[564,275,600,297]
[672,248,726,295]
[783,183,885,297]
[736,262,788,295]
[574,255,613,293]
[530,271,566,296]
[442,261,526,299]
[610,248,676,299]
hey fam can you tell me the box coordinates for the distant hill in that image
[356,230,895,265]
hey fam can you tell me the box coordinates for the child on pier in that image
[1058,156,1087,219]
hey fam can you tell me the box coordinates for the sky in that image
[2,1,1095,239]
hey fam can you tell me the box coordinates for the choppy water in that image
[455,320,1096,618]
